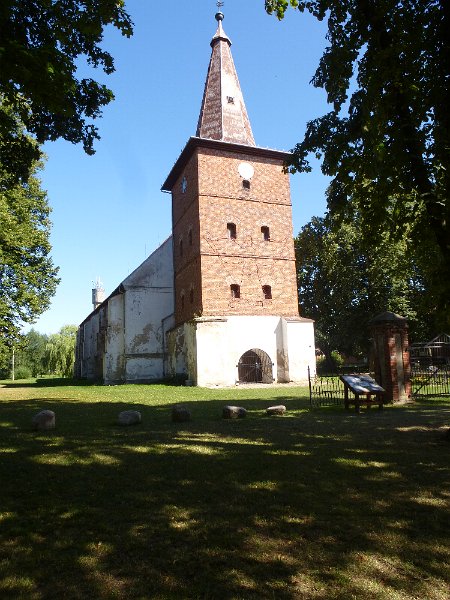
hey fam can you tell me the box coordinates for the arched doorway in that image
[237,349,273,383]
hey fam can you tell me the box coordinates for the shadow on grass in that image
[1,377,103,389]
[0,394,449,599]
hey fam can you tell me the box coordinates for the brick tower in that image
[163,11,315,386]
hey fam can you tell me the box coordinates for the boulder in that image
[172,406,192,423]
[32,410,56,431]
[118,410,142,426]
[222,405,247,419]
[266,405,287,416]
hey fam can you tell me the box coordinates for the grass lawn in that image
[0,379,449,599]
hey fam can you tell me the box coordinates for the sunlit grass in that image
[0,378,449,599]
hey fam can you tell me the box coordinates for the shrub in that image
[316,351,345,374]
[13,365,33,380]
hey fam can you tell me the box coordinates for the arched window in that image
[181,293,185,310]
[179,238,183,257]
[262,285,272,300]
[188,229,193,246]
[227,222,237,239]
[189,287,194,303]
[261,226,270,241]
[230,284,240,299]
[242,179,250,190]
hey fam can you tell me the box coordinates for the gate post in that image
[369,312,411,403]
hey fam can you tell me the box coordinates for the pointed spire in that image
[196,12,256,146]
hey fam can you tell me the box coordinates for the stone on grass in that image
[172,406,191,423]
[222,405,247,419]
[266,405,286,416]
[32,410,55,431]
[118,410,142,426]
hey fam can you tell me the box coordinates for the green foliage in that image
[11,329,48,377]
[44,325,77,377]
[267,0,450,323]
[296,215,433,356]
[265,0,299,19]
[13,364,32,380]
[22,328,48,376]
[0,0,133,183]
[316,350,344,374]
[0,161,59,358]
[0,329,49,379]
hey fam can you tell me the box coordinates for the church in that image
[74,11,316,387]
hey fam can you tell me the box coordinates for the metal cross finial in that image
[215,1,224,22]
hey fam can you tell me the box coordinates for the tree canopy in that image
[266,0,449,324]
[296,214,435,358]
[0,0,133,184]
[0,159,59,361]
[45,324,77,377]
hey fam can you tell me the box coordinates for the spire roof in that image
[196,12,255,146]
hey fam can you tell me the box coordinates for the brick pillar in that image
[369,312,411,403]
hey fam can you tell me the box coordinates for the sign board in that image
[340,374,385,394]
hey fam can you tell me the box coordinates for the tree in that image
[296,214,433,358]
[44,325,77,377]
[0,0,133,183]
[266,0,449,324]
[0,328,49,379]
[0,159,59,361]
[21,328,48,376]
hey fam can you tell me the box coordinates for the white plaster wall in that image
[275,318,289,383]
[126,357,160,381]
[166,322,197,382]
[124,288,170,354]
[82,314,100,379]
[121,237,174,382]
[194,316,316,387]
[167,325,187,378]
[104,293,125,383]
[284,319,316,382]
[195,319,231,386]
[76,236,174,384]
[195,316,281,387]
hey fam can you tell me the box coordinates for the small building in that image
[410,333,450,364]
[75,11,316,386]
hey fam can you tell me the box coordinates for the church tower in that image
[162,11,315,386]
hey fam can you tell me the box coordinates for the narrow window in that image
[189,287,194,303]
[188,229,193,246]
[261,226,270,241]
[262,285,272,300]
[230,284,240,299]
[227,96,235,104]
[227,222,237,239]
[179,239,183,257]
[242,179,250,190]
[181,293,185,310]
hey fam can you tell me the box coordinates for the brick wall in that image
[171,144,299,324]
[371,322,411,402]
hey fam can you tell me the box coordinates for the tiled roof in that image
[196,14,255,147]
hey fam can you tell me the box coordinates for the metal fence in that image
[308,365,372,407]
[409,334,450,397]
[309,359,450,405]
[411,361,450,397]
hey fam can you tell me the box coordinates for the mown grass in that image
[0,378,449,599]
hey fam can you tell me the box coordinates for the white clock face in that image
[238,162,254,180]
[181,176,187,193]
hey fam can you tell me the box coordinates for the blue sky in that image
[30,0,331,335]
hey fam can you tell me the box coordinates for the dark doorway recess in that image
[238,348,273,383]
